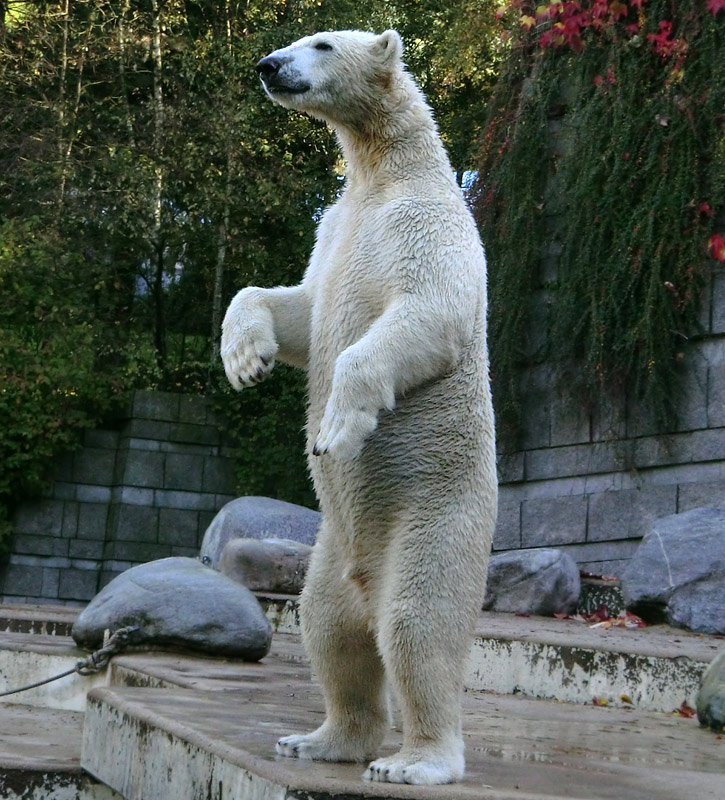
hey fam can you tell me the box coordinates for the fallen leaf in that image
[593,697,608,706]
[621,694,633,705]
[674,702,697,719]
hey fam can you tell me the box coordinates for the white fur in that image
[221,29,498,786]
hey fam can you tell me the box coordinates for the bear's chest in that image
[308,200,393,355]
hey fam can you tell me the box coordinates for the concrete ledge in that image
[82,656,725,800]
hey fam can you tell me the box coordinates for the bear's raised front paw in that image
[314,406,378,462]
[221,333,277,390]
[363,751,464,785]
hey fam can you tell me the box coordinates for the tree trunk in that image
[151,0,166,369]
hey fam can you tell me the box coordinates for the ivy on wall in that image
[475,0,725,447]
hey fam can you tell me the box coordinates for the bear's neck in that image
[331,77,454,190]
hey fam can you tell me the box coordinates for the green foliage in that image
[0,0,501,523]
[0,219,137,548]
[475,1,725,447]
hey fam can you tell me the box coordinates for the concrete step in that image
[82,638,725,800]
[258,596,721,712]
[0,703,121,800]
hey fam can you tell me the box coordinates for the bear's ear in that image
[375,30,403,64]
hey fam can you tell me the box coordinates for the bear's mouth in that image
[261,77,310,96]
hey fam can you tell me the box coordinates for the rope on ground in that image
[0,625,139,699]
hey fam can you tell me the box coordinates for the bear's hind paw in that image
[363,752,464,785]
[276,732,372,763]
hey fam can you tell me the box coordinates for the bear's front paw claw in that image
[314,407,378,462]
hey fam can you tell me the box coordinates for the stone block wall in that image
[0,391,237,605]
[491,255,725,575]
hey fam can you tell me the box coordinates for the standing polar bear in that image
[221,29,497,785]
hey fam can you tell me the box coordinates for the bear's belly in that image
[307,347,495,542]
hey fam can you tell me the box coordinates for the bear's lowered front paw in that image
[313,406,378,461]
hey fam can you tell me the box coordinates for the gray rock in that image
[483,548,581,616]
[72,557,272,660]
[201,497,321,569]
[697,647,725,732]
[219,537,312,594]
[621,507,725,634]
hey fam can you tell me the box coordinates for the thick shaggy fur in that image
[221,29,497,785]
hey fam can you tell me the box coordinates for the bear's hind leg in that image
[276,537,388,763]
[364,514,490,785]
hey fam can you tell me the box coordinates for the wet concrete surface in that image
[83,634,725,800]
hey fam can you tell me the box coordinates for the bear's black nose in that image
[256,55,282,79]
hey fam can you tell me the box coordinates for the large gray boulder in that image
[72,557,272,660]
[219,537,312,594]
[621,508,725,634]
[483,548,581,616]
[201,497,321,569]
[697,647,725,732]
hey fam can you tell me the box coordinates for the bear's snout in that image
[256,55,283,80]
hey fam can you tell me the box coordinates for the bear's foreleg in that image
[221,284,310,389]
[314,296,462,460]
[276,533,389,762]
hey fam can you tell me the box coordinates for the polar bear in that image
[221,29,497,785]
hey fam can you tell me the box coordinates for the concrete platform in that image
[82,635,725,800]
[1,601,724,799]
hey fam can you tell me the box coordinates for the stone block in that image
[550,390,591,448]
[13,499,63,536]
[678,480,725,512]
[169,423,220,447]
[177,395,209,425]
[558,539,641,568]
[83,429,120,449]
[77,503,109,540]
[520,390,551,450]
[12,534,69,558]
[58,568,99,602]
[496,452,524,485]
[587,486,676,542]
[51,482,77,501]
[0,564,43,596]
[69,539,105,560]
[591,393,627,442]
[155,489,217,511]
[75,485,112,504]
[672,357,708,433]
[104,541,172,563]
[123,419,171,441]
[158,508,199,548]
[171,546,199,558]
[492,499,521,551]
[72,448,116,486]
[112,486,155,507]
[132,390,180,422]
[712,268,725,334]
[41,567,60,599]
[116,450,165,489]
[202,457,238,495]
[109,504,159,543]
[708,365,725,428]
[62,501,79,538]
[51,451,75,481]
[521,495,588,548]
[164,453,204,492]
[525,440,628,482]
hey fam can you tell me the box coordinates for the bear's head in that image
[256,30,405,128]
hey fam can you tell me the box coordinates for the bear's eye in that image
[314,41,333,51]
